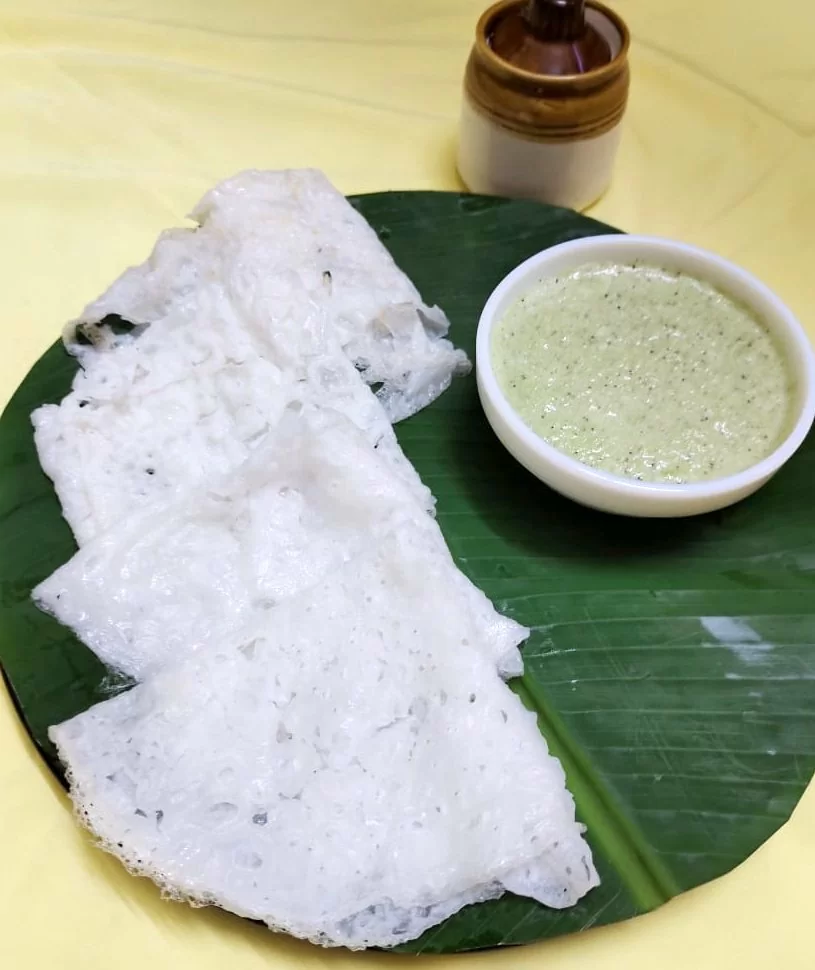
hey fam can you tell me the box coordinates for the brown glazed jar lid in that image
[464,0,630,142]
[490,0,612,76]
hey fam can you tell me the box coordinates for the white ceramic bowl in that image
[476,235,815,518]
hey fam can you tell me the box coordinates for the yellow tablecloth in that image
[2,1,814,966]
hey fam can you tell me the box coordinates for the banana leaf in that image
[0,191,812,954]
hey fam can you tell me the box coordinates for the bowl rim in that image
[475,234,815,503]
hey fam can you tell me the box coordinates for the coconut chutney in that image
[492,261,794,483]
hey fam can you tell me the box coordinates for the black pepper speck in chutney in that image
[491,262,794,483]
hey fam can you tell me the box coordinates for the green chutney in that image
[491,262,794,483]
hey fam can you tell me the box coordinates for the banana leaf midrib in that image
[513,676,681,909]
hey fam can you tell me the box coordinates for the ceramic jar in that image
[458,0,630,211]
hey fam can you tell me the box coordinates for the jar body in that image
[457,0,630,211]
[458,94,623,210]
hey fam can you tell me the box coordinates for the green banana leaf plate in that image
[1,191,813,955]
